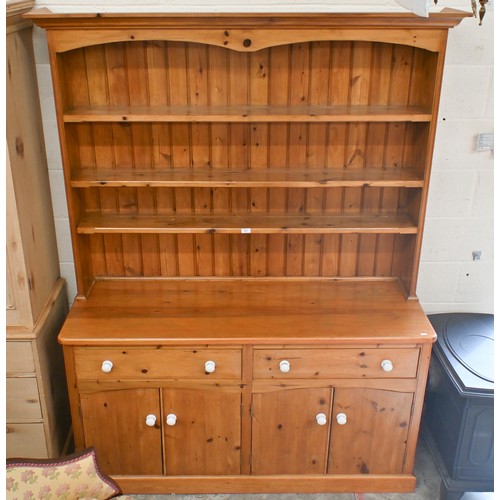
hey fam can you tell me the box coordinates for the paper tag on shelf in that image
[241,228,252,234]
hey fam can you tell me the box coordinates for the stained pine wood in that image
[40,32,453,289]
[112,473,417,494]
[328,387,414,474]
[162,388,241,475]
[63,104,433,123]
[28,9,468,494]
[80,388,163,475]
[251,388,332,474]
[74,348,242,380]
[77,213,419,235]
[58,279,435,346]
[253,348,420,379]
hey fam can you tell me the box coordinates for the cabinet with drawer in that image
[69,347,243,476]
[251,345,419,476]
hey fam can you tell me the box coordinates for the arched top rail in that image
[26,9,470,54]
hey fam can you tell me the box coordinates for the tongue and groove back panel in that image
[54,36,438,295]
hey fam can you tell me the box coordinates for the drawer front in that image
[253,348,420,379]
[74,348,242,381]
[6,378,42,420]
[6,423,48,458]
[6,341,35,374]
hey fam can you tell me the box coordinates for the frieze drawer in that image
[253,348,420,379]
[74,348,242,381]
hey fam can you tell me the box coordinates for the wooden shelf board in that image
[76,213,418,235]
[70,167,424,188]
[63,105,432,123]
[58,278,436,346]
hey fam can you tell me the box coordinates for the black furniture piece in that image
[423,313,494,500]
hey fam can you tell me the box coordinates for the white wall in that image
[31,0,494,314]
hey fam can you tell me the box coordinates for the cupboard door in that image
[80,388,162,475]
[251,388,332,474]
[162,388,241,475]
[328,387,413,474]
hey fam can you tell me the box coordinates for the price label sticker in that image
[241,228,252,234]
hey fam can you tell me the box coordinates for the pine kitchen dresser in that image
[28,8,468,494]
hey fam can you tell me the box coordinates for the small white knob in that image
[205,360,216,373]
[166,413,177,426]
[316,413,327,426]
[279,360,291,373]
[145,414,157,427]
[336,413,348,425]
[381,359,394,372]
[101,360,113,373]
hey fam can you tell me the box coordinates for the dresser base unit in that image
[59,278,435,494]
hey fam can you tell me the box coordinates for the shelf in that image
[77,213,418,235]
[58,279,436,346]
[70,167,424,189]
[63,105,432,123]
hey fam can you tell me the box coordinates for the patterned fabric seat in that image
[6,447,132,500]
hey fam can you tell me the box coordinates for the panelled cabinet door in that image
[162,388,241,475]
[328,387,413,474]
[251,388,332,474]
[80,388,162,475]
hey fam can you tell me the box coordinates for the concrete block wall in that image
[31,0,494,314]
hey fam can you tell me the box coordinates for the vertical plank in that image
[286,42,311,276]
[339,42,373,276]
[106,42,142,277]
[267,45,289,276]
[167,42,195,276]
[187,44,214,276]
[322,41,351,277]
[249,49,270,276]
[228,50,250,276]
[305,42,330,276]
[209,46,231,276]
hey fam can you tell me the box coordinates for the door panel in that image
[80,388,162,475]
[328,387,413,474]
[162,388,241,475]
[251,387,332,474]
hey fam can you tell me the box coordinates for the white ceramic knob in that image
[381,359,394,372]
[316,413,327,426]
[145,414,157,427]
[205,360,216,373]
[101,360,113,373]
[166,414,177,426]
[336,413,348,425]
[279,360,291,373]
